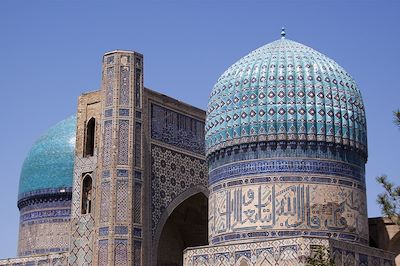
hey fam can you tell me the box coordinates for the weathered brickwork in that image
[0,253,68,266]
[92,51,144,266]
[68,91,101,266]
[184,237,395,266]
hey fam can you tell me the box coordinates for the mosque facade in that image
[0,32,397,265]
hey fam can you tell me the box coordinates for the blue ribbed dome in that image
[206,38,367,157]
[18,116,76,199]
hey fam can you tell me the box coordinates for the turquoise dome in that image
[206,38,367,157]
[18,116,76,199]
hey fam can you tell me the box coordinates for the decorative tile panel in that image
[133,183,142,224]
[133,240,142,266]
[209,158,364,185]
[119,66,130,106]
[116,180,128,222]
[102,120,112,167]
[151,144,207,236]
[115,239,128,266]
[134,67,142,109]
[105,67,114,107]
[183,237,395,266]
[135,122,142,167]
[98,240,108,266]
[151,104,205,154]
[117,120,129,165]
[100,182,111,223]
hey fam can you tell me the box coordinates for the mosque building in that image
[0,30,398,265]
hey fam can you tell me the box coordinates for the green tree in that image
[376,110,400,225]
[306,245,334,266]
[394,109,400,127]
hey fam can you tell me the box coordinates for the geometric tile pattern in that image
[94,51,144,265]
[100,181,111,223]
[98,240,108,266]
[105,66,114,107]
[115,239,128,265]
[133,183,142,224]
[183,237,395,266]
[151,144,207,236]
[116,180,128,222]
[0,253,68,266]
[151,103,205,155]
[117,120,129,165]
[68,155,97,266]
[206,39,367,158]
[133,240,142,266]
[209,157,365,185]
[119,66,130,106]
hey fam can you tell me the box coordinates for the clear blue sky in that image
[0,0,399,258]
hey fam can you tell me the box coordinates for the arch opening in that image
[84,117,95,157]
[157,192,208,266]
[81,173,93,214]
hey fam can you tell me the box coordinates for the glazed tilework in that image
[18,209,71,257]
[119,65,130,106]
[208,160,369,245]
[98,240,108,266]
[102,120,113,167]
[208,143,365,170]
[209,158,364,185]
[133,241,142,266]
[115,239,128,265]
[135,122,142,167]
[133,182,142,224]
[151,104,205,154]
[68,156,96,266]
[0,253,68,266]
[134,66,142,108]
[206,39,367,157]
[117,120,129,165]
[100,181,111,223]
[116,180,128,222]
[183,237,395,266]
[151,144,207,236]
[19,116,76,196]
[105,66,114,107]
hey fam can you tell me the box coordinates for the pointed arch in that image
[84,117,96,157]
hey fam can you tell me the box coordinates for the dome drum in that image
[17,116,76,257]
[17,187,72,210]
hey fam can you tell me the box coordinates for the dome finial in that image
[281,27,286,39]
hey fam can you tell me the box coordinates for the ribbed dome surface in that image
[206,38,367,157]
[18,116,76,199]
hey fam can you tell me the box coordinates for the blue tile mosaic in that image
[18,116,76,198]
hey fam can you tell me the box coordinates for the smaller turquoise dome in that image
[18,116,76,199]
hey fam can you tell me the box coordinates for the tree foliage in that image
[306,245,334,266]
[376,175,400,226]
[394,109,400,127]
[376,110,400,225]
